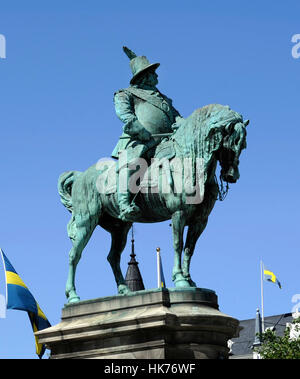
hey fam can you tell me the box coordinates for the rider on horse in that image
[112,47,182,221]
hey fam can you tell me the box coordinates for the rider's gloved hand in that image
[138,128,151,141]
[124,119,151,141]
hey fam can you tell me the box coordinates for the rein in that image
[215,173,229,201]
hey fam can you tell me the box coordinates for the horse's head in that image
[218,119,248,183]
[200,104,248,184]
[172,104,248,185]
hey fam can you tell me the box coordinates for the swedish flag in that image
[159,254,166,288]
[0,249,51,358]
[156,248,166,288]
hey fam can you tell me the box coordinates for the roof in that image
[230,312,294,358]
[124,237,145,292]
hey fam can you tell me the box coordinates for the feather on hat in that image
[123,46,160,84]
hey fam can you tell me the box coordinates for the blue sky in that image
[0,0,299,358]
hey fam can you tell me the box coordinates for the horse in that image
[58,104,248,303]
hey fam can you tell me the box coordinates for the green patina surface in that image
[58,47,249,303]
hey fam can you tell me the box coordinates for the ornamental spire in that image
[125,226,145,291]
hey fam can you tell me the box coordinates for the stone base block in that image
[36,288,239,359]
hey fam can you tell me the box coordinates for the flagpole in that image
[260,260,265,332]
[156,247,161,288]
[0,249,8,307]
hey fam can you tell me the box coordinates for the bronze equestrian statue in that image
[58,47,249,303]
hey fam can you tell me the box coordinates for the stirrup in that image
[119,203,141,221]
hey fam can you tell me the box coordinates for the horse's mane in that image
[174,104,243,158]
[172,104,243,186]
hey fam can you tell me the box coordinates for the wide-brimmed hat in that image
[123,46,160,84]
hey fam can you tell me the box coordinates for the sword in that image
[119,133,173,139]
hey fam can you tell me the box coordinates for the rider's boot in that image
[117,157,141,221]
[118,191,140,221]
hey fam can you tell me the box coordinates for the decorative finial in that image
[252,308,262,348]
[123,46,137,60]
[125,225,145,291]
[131,225,135,259]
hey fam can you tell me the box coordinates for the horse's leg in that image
[171,210,191,287]
[182,221,207,287]
[182,187,218,286]
[65,215,97,303]
[107,223,132,295]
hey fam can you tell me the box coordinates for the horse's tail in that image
[58,171,81,213]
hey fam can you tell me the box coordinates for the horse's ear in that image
[225,122,234,135]
[244,119,250,127]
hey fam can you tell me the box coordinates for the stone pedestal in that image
[36,288,239,359]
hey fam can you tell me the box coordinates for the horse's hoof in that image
[184,276,197,287]
[188,279,197,287]
[68,296,80,304]
[174,278,192,288]
[66,290,81,304]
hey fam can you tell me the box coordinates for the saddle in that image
[99,139,176,195]
[139,139,176,190]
